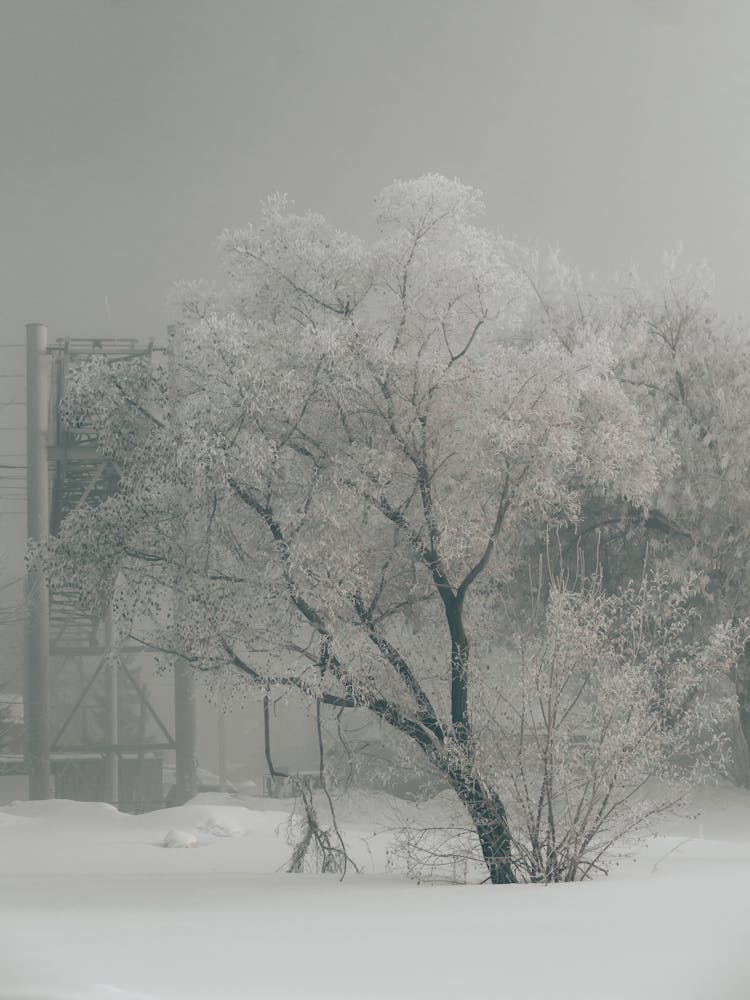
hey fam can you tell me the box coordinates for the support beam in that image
[24,323,51,799]
[169,327,198,804]
[50,653,108,750]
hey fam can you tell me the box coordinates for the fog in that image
[2,2,750,996]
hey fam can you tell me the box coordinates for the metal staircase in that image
[47,338,151,654]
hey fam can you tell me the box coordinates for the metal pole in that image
[218,711,227,791]
[103,610,119,805]
[24,323,51,799]
[168,325,198,804]
[174,656,198,803]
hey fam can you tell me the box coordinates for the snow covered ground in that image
[1,785,749,1000]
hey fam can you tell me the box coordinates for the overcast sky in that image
[1,0,749,568]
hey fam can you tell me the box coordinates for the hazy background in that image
[2,0,749,773]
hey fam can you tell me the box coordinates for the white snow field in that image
[1,785,749,1000]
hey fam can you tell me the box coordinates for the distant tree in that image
[43,176,696,883]
[518,248,750,782]
[0,557,25,755]
[608,253,750,779]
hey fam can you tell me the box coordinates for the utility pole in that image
[24,323,51,799]
[103,610,119,804]
[168,325,198,804]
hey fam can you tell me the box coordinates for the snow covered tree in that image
[609,253,750,778]
[484,568,739,882]
[389,565,739,884]
[42,176,664,882]
[514,247,750,782]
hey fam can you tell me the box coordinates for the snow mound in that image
[0,989,163,1000]
[197,818,245,838]
[90,988,164,1000]
[1,799,125,827]
[140,802,259,839]
[0,808,29,829]
[187,791,241,806]
[162,828,198,848]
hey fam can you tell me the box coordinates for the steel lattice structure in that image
[24,329,197,808]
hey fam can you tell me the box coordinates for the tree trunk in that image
[735,646,750,788]
[448,766,516,884]
[440,597,515,882]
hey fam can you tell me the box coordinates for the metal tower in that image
[24,325,198,808]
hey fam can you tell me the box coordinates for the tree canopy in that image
[42,176,743,882]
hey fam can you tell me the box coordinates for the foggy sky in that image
[2,0,750,571]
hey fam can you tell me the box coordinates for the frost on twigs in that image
[476,569,742,883]
[385,794,487,885]
[284,779,359,878]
